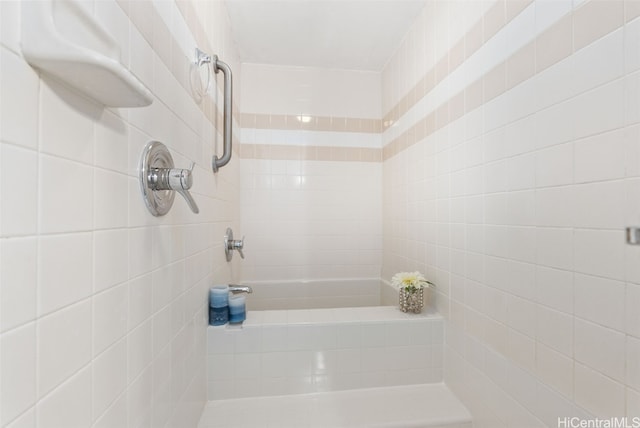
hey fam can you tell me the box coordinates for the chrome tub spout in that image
[228,285,253,294]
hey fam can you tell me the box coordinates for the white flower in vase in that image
[391,271,434,293]
[392,271,435,314]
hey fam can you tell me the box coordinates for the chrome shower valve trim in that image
[140,141,199,216]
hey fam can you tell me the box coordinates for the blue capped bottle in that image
[228,294,246,324]
[209,285,229,326]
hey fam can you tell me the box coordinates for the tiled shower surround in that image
[2,1,640,428]
[237,0,640,426]
[0,1,241,427]
[381,1,640,427]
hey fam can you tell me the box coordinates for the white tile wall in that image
[0,1,241,427]
[240,159,382,282]
[382,1,640,426]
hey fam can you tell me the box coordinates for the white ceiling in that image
[223,0,427,71]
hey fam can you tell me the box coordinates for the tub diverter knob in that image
[225,228,245,261]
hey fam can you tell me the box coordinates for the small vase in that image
[399,287,424,314]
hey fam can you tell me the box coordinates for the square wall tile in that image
[0,323,36,425]
[627,336,640,391]
[37,301,91,398]
[0,2,22,54]
[628,387,640,418]
[574,128,627,183]
[93,395,127,428]
[574,273,625,331]
[574,318,625,382]
[571,28,624,95]
[92,339,127,420]
[39,155,93,234]
[39,79,97,164]
[625,15,640,73]
[1,144,37,236]
[536,305,573,357]
[129,227,153,279]
[94,229,128,293]
[536,343,573,400]
[574,362,625,418]
[0,48,39,149]
[535,228,573,271]
[627,283,640,337]
[4,408,35,428]
[535,143,573,188]
[573,229,625,281]
[1,237,37,332]
[128,273,153,331]
[127,320,153,384]
[93,284,128,356]
[94,169,129,230]
[38,233,92,316]
[535,266,573,313]
[36,367,91,428]
[571,79,625,141]
[572,181,625,229]
[95,110,129,174]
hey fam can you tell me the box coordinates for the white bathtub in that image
[206,304,443,400]
[244,278,400,310]
[203,280,462,427]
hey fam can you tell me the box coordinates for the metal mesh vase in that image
[399,287,424,313]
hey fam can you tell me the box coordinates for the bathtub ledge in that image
[215,305,441,328]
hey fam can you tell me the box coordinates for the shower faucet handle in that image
[237,238,245,259]
[151,161,199,214]
[140,141,200,217]
[168,162,199,214]
[232,235,245,259]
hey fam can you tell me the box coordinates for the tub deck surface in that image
[198,383,472,428]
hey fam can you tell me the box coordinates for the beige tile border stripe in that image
[118,0,638,164]
[383,0,535,130]
[242,1,634,163]
[239,144,382,163]
[382,0,636,161]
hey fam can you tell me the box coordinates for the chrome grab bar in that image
[212,55,233,173]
